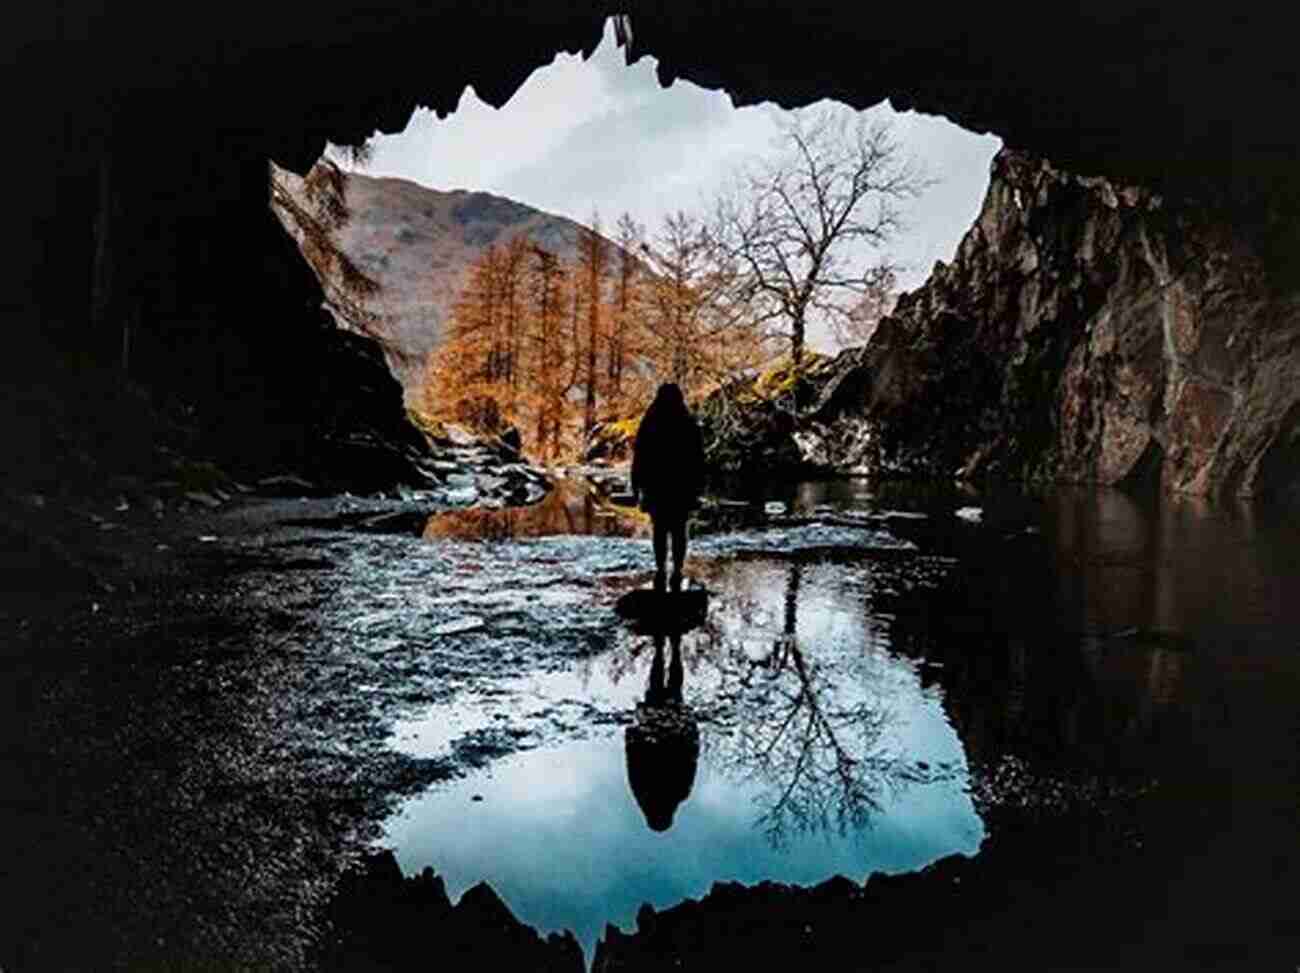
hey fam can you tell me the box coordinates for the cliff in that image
[819,149,1300,498]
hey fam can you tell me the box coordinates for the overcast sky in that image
[360,19,1001,347]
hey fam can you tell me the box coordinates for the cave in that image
[5,5,1300,970]
[8,3,1300,501]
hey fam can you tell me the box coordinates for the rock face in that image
[324,851,583,972]
[828,149,1300,498]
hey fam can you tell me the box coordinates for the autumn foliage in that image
[420,212,773,462]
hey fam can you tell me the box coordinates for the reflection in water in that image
[387,481,1300,961]
[712,563,954,846]
[383,548,981,954]
[424,479,646,541]
[625,633,699,831]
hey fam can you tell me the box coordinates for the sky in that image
[358,18,1002,347]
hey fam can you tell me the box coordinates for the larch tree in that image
[426,242,507,431]
[576,215,610,441]
[527,243,572,461]
[608,212,646,413]
[640,210,768,397]
[499,235,530,413]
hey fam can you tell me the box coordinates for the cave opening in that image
[270,17,1002,468]
[6,7,1300,971]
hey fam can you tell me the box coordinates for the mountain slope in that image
[274,165,605,398]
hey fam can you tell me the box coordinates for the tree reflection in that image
[614,560,956,847]
[715,563,948,847]
[424,480,646,540]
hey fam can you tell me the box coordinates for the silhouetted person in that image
[631,383,705,593]
[624,633,700,832]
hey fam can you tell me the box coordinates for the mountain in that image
[273,165,609,400]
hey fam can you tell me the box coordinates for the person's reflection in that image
[624,632,700,832]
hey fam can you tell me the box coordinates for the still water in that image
[384,554,983,952]
[383,478,1300,962]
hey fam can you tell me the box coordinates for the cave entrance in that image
[272,17,999,467]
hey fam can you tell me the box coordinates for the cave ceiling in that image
[11,2,1296,204]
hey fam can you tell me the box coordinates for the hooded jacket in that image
[630,383,705,518]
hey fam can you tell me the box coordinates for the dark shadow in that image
[624,633,700,832]
[614,588,708,636]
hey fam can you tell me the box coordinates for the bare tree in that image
[640,210,768,394]
[711,109,929,365]
[830,264,898,348]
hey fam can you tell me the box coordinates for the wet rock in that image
[441,883,583,972]
[323,852,579,971]
[353,511,429,534]
[438,423,482,448]
[432,616,485,636]
[790,415,874,473]
[585,418,638,463]
[498,426,523,456]
[256,474,321,496]
[697,356,838,478]
[184,490,223,509]
[614,589,708,634]
[443,486,479,506]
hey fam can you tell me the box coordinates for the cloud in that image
[363,17,1002,348]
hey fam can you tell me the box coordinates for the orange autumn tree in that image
[577,216,610,443]
[527,242,577,461]
[423,234,584,461]
[424,240,509,432]
[423,210,771,462]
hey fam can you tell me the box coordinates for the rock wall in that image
[831,149,1300,498]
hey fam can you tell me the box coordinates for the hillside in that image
[273,165,607,399]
